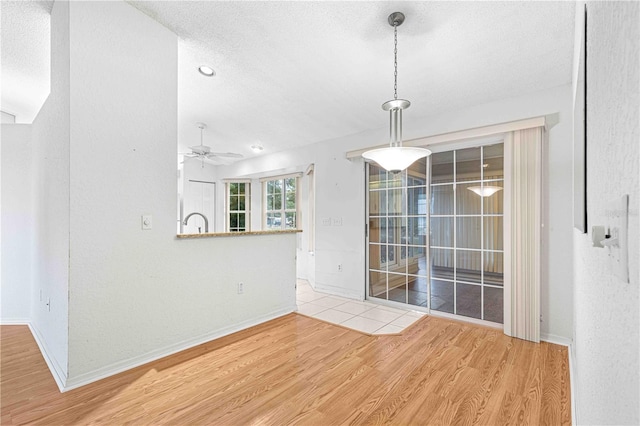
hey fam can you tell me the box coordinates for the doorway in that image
[366,141,504,324]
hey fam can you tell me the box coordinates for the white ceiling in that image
[2,1,576,160]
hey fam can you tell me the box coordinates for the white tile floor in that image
[295,280,425,335]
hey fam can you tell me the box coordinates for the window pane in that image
[274,194,282,210]
[456,217,482,249]
[456,283,481,319]
[285,212,296,229]
[407,186,427,215]
[430,217,453,247]
[483,143,504,179]
[431,152,454,184]
[484,287,503,323]
[230,213,238,228]
[230,182,238,195]
[456,250,482,284]
[267,180,275,194]
[285,177,295,193]
[286,191,295,209]
[456,147,481,182]
[239,213,246,228]
[484,252,504,286]
[456,182,482,215]
[431,279,454,313]
[430,184,454,215]
[407,217,426,246]
[369,218,386,243]
[483,217,503,250]
[387,188,404,215]
[230,195,238,211]
[388,273,407,303]
[408,275,428,307]
[267,194,274,211]
[369,190,384,216]
[483,181,504,214]
[274,180,282,194]
[369,165,387,190]
[430,248,454,280]
[238,183,245,195]
[238,196,245,211]
[369,270,386,297]
[387,217,404,245]
[407,157,427,183]
[266,212,281,229]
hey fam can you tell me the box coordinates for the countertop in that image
[176,229,302,239]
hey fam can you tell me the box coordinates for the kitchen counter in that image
[176,229,302,239]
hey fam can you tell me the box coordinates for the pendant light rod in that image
[362,11,431,174]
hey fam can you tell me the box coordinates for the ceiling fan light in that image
[467,186,503,197]
[362,146,431,174]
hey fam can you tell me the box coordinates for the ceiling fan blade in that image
[207,152,244,159]
[189,144,211,155]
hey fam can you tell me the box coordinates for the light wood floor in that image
[1,314,570,425]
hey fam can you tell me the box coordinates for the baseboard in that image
[540,332,572,347]
[63,306,296,392]
[568,341,577,424]
[0,318,31,325]
[313,284,362,301]
[27,323,68,393]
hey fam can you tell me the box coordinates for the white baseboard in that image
[0,318,30,325]
[568,341,577,425]
[313,284,362,301]
[540,332,573,347]
[63,306,296,392]
[28,323,68,393]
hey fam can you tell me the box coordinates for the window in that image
[227,182,250,232]
[264,177,297,230]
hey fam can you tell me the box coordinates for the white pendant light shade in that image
[363,146,431,174]
[467,186,503,197]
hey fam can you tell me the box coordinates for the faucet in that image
[183,212,209,233]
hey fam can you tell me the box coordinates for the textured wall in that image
[573,2,639,424]
[65,1,296,382]
[28,0,71,382]
[1,124,33,322]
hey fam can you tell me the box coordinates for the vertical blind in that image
[504,127,543,342]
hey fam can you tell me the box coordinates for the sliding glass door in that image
[366,142,504,324]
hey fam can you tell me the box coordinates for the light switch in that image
[142,215,152,230]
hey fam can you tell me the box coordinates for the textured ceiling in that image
[1,1,53,122]
[2,1,576,159]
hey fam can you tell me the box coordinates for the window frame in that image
[226,181,251,232]
[262,174,300,230]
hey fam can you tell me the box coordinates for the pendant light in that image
[467,186,503,197]
[362,12,431,173]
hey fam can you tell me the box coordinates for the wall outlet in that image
[338,264,343,272]
[332,217,343,226]
[238,282,244,294]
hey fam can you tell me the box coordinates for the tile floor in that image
[296,280,425,335]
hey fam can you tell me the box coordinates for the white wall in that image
[1,124,33,322]
[29,0,71,384]
[63,1,296,384]
[218,83,575,339]
[573,2,639,424]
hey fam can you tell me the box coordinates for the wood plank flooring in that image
[0,314,570,425]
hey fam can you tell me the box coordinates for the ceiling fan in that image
[180,122,243,167]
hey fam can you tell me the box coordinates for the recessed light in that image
[251,144,264,153]
[198,66,215,77]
